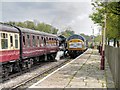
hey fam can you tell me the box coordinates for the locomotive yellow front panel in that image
[67,39,84,49]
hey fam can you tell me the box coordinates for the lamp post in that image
[91,26,95,49]
[100,0,107,70]
[98,26,102,54]
[92,28,95,48]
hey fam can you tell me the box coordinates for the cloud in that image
[77,14,88,20]
[1,2,99,35]
[1,0,92,2]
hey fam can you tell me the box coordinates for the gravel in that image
[0,59,69,89]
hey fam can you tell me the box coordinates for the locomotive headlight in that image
[69,43,74,46]
[77,42,81,45]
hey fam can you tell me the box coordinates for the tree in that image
[61,30,75,38]
[6,21,58,34]
[89,1,120,47]
[107,2,120,15]
[24,21,36,29]
[80,33,91,41]
[16,22,27,28]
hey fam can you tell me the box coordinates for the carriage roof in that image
[0,24,57,37]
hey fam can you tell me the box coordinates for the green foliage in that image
[106,13,120,40]
[89,1,120,42]
[24,21,36,29]
[61,30,75,38]
[6,21,58,34]
[89,1,105,26]
[107,1,120,15]
[80,33,101,42]
[94,35,102,42]
[80,33,91,41]
[61,32,101,43]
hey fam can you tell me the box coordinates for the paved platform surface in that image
[29,49,115,89]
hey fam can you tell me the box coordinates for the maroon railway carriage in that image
[0,24,59,77]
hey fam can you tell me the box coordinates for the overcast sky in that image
[0,0,100,35]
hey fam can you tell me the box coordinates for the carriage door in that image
[9,33,15,49]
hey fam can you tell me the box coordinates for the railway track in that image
[1,61,49,82]
[0,58,71,90]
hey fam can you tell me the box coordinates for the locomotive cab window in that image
[1,33,8,49]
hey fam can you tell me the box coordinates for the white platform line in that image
[29,49,89,88]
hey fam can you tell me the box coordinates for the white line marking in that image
[29,49,89,88]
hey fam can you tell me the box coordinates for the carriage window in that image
[41,37,44,47]
[44,38,46,45]
[23,35,25,45]
[10,35,13,47]
[37,36,40,47]
[15,34,18,48]
[49,38,51,46]
[55,38,58,46]
[32,35,36,47]
[1,33,8,49]
[27,35,30,47]
[51,38,53,46]
[54,38,57,45]
[46,37,48,46]
[53,38,56,46]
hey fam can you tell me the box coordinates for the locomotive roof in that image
[67,34,85,41]
[57,35,66,41]
[0,24,57,37]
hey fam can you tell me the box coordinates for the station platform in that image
[28,49,115,89]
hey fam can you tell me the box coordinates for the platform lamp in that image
[100,0,108,70]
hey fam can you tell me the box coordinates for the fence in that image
[105,45,120,88]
